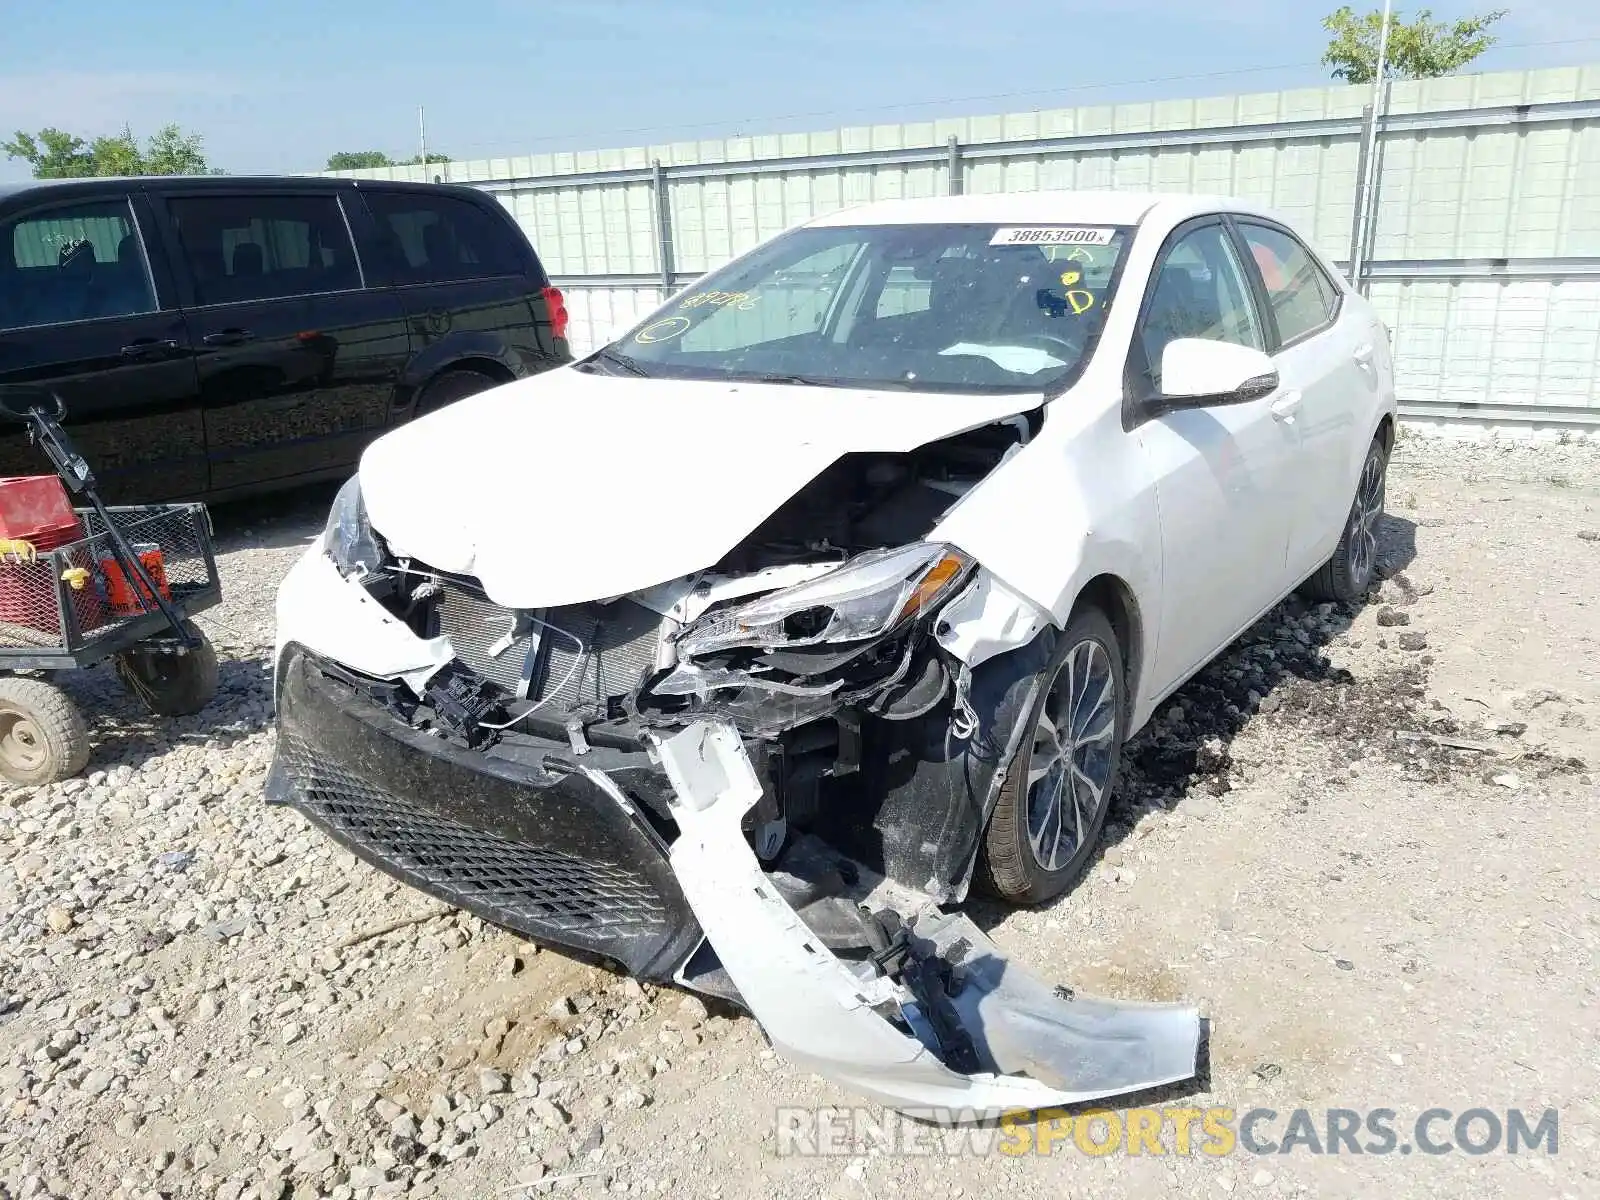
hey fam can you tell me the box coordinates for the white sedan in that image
[270,191,1396,1113]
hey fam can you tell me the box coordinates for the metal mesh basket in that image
[0,503,219,658]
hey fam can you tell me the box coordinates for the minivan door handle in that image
[120,337,180,360]
[202,329,256,347]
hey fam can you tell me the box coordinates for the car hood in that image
[359,366,1036,608]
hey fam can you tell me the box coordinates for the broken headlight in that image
[677,544,971,656]
[323,476,384,579]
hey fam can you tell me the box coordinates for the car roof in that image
[804,190,1288,233]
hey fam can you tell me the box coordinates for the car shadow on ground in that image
[963,511,1419,927]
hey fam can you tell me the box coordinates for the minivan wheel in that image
[978,606,1126,906]
[415,368,501,416]
[1300,436,1388,603]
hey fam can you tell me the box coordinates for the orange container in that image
[99,545,171,615]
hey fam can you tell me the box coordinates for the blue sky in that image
[2,0,1598,181]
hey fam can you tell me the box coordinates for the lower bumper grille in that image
[278,733,668,939]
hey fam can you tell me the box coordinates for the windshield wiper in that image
[588,346,654,377]
[750,373,847,388]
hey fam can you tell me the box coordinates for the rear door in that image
[1231,218,1366,578]
[358,187,562,402]
[0,191,206,500]
[1130,219,1301,698]
[151,186,411,492]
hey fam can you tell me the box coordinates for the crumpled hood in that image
[359,367,1034,608]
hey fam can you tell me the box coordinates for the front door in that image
[152,189,409,493]
[1131,220,1301,699]
[0,192,206,501]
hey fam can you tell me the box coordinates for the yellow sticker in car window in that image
[1059,269,1081,287]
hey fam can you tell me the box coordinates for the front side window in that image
[365,192,528,284]
[1236,221,1340,345]
[601,222,1133,393]
[0,198,156,331]
[168,194,361,305]
[1137,223,1264,391]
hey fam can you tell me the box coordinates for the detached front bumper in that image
[267,645,702,980]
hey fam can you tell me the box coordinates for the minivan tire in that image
[416,368,501,416]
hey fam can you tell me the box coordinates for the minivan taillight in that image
[541,285,570,342]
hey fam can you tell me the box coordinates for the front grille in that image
[432,581,662,710]
[278,734,667,937]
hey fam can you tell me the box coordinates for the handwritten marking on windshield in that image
[635,316,691,343]
[1059,269,1082,287]
[679,290,758,311]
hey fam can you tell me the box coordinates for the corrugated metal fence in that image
[326,64,1600,433]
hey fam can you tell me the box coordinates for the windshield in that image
[591,222,1132,393]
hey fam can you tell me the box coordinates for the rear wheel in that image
[115,622,218,717]
[979,607,1126,905]
[0,677,90,786]
[1301,436,1388,603]
[415,367,501,416]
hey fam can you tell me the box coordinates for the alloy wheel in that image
[1347,449,1386,590]
[1025,639,1118,872]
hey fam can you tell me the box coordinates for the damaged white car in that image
[269,191,1396,1114]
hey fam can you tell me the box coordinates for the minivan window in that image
[168,194,361,306]
[0,199,156,331]
[365,192,527,284]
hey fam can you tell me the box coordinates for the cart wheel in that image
[0,677,91,786]
[114,621,219,718]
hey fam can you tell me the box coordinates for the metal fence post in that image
[946,135,963,196]
[652,160,675,295]
[1347,103,1375,284]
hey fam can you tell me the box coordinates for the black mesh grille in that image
[278,734,667,937]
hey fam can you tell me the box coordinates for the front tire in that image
[1301,436,1388,603]
[979,606,1126,905]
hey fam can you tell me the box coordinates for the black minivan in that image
[0,177,570,501]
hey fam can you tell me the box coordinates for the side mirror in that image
[1156,339,1278,410]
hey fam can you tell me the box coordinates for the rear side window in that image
[364,191,529,284]
[1236,221,1341,346]
[168,194,361,305]
[0,198,156,331]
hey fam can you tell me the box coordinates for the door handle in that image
[202,329,256,347]
[120,338,180,359]
[1269,390,1303,422]
[1353,343,1375,365]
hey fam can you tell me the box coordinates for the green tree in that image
[3,123,216,177]
[1322,6,1508,83]
[326,149,395,170]
[403,152,452,165]
[1,128,96,178]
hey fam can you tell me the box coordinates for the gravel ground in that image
[2,435,1597,1200]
